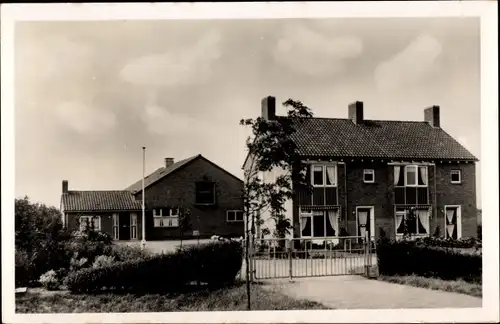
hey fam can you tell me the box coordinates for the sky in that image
[14,17,481,208]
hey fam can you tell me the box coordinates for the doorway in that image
[444,205,461,239]
[119,212,131,240]
[356,206,375,241]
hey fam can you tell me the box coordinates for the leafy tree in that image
[240,98,313,310]
[178,207,192,248]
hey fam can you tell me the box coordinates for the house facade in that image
[244,96,478,241]
[61,154,244,241]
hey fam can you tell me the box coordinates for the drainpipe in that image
[433,163,437,235]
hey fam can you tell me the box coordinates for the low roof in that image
[61,190,142,212]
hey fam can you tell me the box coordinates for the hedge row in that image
[413,236,482,249]
[376,239,482,283]
[65,241,243,293]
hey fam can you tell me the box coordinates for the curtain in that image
[326,166,336,185]
[328,210,339,236]
[447,224,455,238]
[418,210,430,234]
[358,211,368,226]
[419,166,428,185]
[396,213,404,231]
[446,209,455,224]
[394,166,401,185]
[300,216,308,231]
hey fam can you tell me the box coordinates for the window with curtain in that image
[300,209,339,238]
[153,208,179,228]
[394,208,430,236]
[79,215,101,232]
[394,165,429,205]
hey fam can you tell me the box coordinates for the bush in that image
[477,225,482,240]
[376,238,481,283]
[39,270,59,290]
[107,244,150,262]
[65,241,243,293]
[414,236,481,249]
[93,255,116,268]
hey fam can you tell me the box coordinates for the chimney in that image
[62,180,68,194]
[348,101,364,125]
[424,105,440,128]
[261,96,276,120]
[164,158,174,168]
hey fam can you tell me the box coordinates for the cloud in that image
[272,24,363,77]
[119,30,222,87]
[16,35,94,82]
[140,103,207,135]
[55,101,117,134]
[374,34,443,92]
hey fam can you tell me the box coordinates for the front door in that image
[119,212,131,240]
[356,207,375,241]
[444,206,461,239]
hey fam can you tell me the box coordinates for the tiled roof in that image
[285,117,478,160]
[125,154,201,193]
[61,190,142,212]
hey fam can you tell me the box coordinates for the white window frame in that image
[451,170,461,184]
[112,213,119,240]
[363,169,375,183]
[311,164,337,187]
[130,213,138,239]
[299,209,339,239]
[227,210,244,222]
[79,215,101,232]
[402,165,428,187]
[444,205,462,239]
[394,208,430,237]
[153,208,179,228]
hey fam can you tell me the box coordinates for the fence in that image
[240,235,376,280]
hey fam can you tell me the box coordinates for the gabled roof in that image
[61,190,142,212]
[125,155,200,193]
[125,154,243,194]
[288,117,478,161]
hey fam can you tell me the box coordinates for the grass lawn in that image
[16,282,327,313]
[378,275,482,298]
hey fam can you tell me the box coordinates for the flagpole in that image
[141,146,146,250]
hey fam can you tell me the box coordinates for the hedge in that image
[376,238,482,283]
[65,240,243,293]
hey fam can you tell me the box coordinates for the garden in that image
[15,197,324,312]
[375,233,482,297]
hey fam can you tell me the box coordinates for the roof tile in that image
[61,190,142,212]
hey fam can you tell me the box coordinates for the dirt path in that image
[262,276,482,309]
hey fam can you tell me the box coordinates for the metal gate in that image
[249,235,376,280]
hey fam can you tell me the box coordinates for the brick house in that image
[244,96,479,241]
[60,154,244,241]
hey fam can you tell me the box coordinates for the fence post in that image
[288,239,293,281]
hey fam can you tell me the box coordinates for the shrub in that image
[15,250,33,287]
[376,238,481,283]
[65,241,243,293]
[477,225,482,240]
[414,236,481,249]
[70,256,88,271]
[107,244,150,262]
[39,270,59,290]
[93,255,116,268]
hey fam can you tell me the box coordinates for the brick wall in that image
[292,160,477,240]
[135,157,244,240]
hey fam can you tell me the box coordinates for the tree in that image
[240,98,313,310]
[178,207,192,248]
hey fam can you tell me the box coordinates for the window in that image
[153,208,179,227]
[79,216,101,232]
[394,165,429,205]
[112,213,119,240]
[363,169,375,183]
[311,164,337,187]
[196,182,216,204]
[130,213,138,239]
[451,170,461,184]
[395,208,430,236]
[227,210,244,222]
[300,209,339,238]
